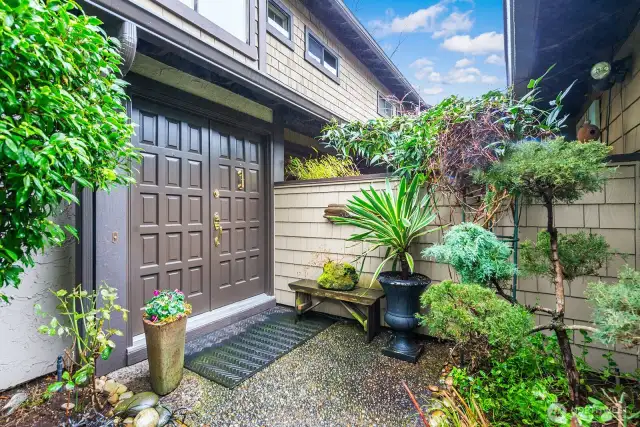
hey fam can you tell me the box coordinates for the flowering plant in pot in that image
[330,175,438,362]
[143,289,192,395]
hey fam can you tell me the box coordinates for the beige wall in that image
[0,209,75,391]
[126,0,389,123]
[266,0,390,122]
[274,169,640,372]
[578,21,640,154]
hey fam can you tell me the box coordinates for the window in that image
[157,0,257,60]
[181,0,248,42]
[266,0,294,50]
[378,93,395,117]
[304,28,340,84]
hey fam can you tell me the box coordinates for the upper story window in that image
[304,27,340,84]
[378,93,396,117]
[159,0,257,60]
[266,0,294,50]
[179,0,249,42]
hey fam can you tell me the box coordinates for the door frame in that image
[94,75,277,371]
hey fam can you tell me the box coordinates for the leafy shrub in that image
[452,334,570,426]
[143,289,192,324]
[35,284,127,407]
[521,231,610,283]
[422,223,515,290]
[586,266,640,347]
[418,281,533,369]
[285,154,360,180]
[0,0,139,301]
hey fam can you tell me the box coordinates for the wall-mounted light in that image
[590,57,631,91]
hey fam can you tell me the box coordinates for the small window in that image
[304,28,340,83]
[266,0,294,50]
[268,2,290,38]
[378,94,395,117]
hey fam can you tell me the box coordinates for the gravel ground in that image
[109,307,451,427]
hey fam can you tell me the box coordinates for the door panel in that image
[130,101,211,336]
[210,126,265,309]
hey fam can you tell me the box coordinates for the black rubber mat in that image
[184,311,334,388]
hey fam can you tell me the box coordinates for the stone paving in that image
[109,307,450,426]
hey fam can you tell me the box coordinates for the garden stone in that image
[61,403,75,411]
[155,404,172,427]
[115,392,160,417]
[95,379,105,393]
[1,392,28,416]
[119,391,134,401]
[104,379,119,394]
[116,384,128,394]
[108,393,120,405]
[123,417,134,425]
[133,408,160,427]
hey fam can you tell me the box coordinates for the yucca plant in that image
[331,175,437,282]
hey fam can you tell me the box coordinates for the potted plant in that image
[142,289,192,395]
[331,175,438,362]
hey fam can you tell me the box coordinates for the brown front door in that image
[130,99,266,336]
[210,126,266,309]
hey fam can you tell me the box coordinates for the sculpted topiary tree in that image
[0,0,138,301]
[476,138,611,406]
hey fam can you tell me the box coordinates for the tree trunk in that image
[399,253,410,280]
[545,199,583,406]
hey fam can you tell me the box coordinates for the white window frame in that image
[378,93,396,117]
[266,0,294,51]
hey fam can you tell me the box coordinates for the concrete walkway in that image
[109,308,450,426]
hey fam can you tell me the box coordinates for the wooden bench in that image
[288,279,386,343]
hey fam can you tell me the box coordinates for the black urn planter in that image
[378,271,431,363]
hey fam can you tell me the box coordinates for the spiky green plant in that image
[330,175,438,282]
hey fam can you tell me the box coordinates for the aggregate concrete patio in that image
[109,307,451,426]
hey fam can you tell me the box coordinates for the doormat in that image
[184,311,334,388]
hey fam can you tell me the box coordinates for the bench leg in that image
[295,291,311,322]
[366,301,378,343]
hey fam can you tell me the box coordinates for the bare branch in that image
[564,325,598,334]
[528,305,555,315]
[530,323,554,334]
[388,33,408,59]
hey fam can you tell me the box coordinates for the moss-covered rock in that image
[317,261,359,291]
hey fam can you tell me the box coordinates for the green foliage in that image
[143,289,192,324]
[419,281,533,369]
[320,74,569,179]
[0,0,139,301]
[330,175,437,282]
[35,284,127,401]
[452,334,570,426]
[586,266,640,347]
[475,139,611,204]
[285,153,360,180]
[317,261,359,291]
[422,223,515,287]
[451,333,620,426]
[521,231,610,282]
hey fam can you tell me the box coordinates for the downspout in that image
[117,20,137,76]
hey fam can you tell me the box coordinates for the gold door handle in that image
[213,212,222,247]
[213,189,220,198]
[237,169,245,191]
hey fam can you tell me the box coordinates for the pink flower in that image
[153,290,160,297]
[152,315,158,322]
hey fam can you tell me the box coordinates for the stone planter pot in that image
[378,271,431,363]
[143,315,187,395]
